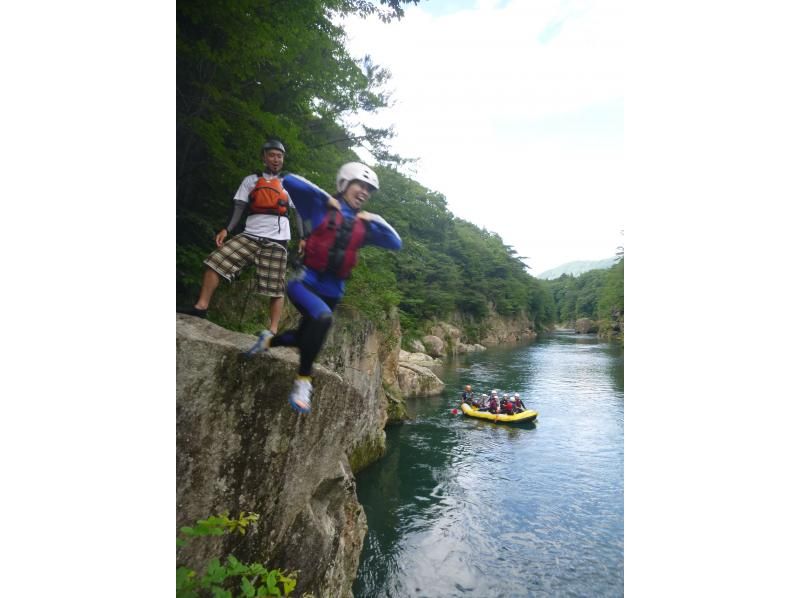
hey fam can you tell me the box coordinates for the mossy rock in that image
[348,434,386,474]
[383,383,409,423]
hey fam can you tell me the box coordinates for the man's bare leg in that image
[269,295,284,334]
[195,267,221,310]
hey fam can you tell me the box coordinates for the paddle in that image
[452,394,465,415]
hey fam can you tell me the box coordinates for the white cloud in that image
[343,0,623,274]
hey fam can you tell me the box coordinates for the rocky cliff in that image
[176,314,389,598]
[424,310,537,353]
[391,311,537,399]
[176,306,541,594]
[474,311,536,346]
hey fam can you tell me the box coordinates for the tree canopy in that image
[177,0,414,290]
[177,0,580,341]
[544,259,624,334]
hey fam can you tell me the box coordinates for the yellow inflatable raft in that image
[460,403,538,423]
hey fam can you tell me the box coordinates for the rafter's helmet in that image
[261,140,286,155]
[336,162,379,193]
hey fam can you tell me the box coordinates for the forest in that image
[177,0,623,342]
[544,258,624,336]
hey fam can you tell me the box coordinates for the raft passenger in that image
[502,398,515,415]
[461,384,474,404]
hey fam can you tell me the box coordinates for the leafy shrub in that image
[177,512,299,598]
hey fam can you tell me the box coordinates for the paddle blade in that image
[451,408,459,414]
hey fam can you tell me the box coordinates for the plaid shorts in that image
[203,233,288,297]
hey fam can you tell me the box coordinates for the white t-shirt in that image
[233,173,295,240]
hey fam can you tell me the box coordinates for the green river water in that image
[353,333,624,597]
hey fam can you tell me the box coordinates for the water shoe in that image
[244,330,274,358]
[177,306,207,318]
[288,378,313,414]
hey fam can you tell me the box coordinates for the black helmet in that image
[261,140,286,154]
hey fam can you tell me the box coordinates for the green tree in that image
[176,0,560,340]
[177,0,417,300]
[598,259,624,321]
[545,259,624,336]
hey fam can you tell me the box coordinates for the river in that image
[353,333,624,597]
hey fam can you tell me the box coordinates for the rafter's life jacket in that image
[303,209,368,279]
[248,174,290,216]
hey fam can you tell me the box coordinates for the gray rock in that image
[475,311,537,346]
[429,323,463,355]
[176,315,385,598]
[395,362,446,397]
[399,349,441,365]
[421,335,445,357]
[408,339,426,353]
[575,318,598,333]
[457,342,486,353]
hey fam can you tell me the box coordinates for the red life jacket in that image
[303,209,368,279]
[248,174,290,216]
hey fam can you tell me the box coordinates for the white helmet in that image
[336,162,380,193]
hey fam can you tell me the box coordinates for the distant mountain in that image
[536,257,618,280]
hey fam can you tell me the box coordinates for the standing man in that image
[244,162,402,414]
[178,140,303,335]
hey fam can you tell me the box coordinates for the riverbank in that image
[551,317,624,343]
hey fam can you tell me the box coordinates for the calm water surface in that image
[353,333,624,597]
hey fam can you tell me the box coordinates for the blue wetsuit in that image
[271,174,402,376]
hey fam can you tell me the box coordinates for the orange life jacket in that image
[303,209,368,279]
[248,174,290,216]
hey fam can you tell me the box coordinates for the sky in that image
[341,0,623,275]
